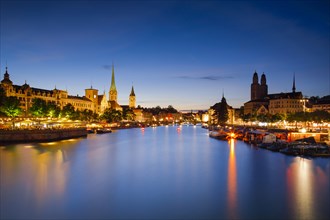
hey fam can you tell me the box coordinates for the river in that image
[1,126,329,219]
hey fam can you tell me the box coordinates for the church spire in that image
[109,63,118,102]
[292,73,296,93]
[110,64,117,91]
[130,85,135,96]
[129,84,136,108]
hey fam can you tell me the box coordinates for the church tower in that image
[109,64,118,102]
[259,72,268,99]
[85,86,99,113]
[129,85,136,108]
[251,71,260,100]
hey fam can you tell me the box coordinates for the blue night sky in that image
[0,0,329,110]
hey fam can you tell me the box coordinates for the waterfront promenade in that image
[0,128,87,144]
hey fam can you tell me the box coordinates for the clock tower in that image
[129,85,136,108]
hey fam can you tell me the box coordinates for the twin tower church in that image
[244,71,304,115]
[0,65,136,115]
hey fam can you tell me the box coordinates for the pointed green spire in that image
[110,64,117,91]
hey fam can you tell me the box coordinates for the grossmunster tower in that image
[244,71,304,115]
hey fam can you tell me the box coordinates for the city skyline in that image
[1,0,329,110]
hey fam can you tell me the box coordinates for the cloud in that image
[102,65,112,70]
[176,75,234,81]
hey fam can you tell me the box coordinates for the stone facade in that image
[244,71,305,116]
[0,66,136,116]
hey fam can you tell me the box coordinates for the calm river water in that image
[1,126,329,219]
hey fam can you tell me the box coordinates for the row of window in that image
[270,100,303,105]
[15,97,93,110]
[11,89,55,97]
[270,109,300,114]
[69,102,92,108]
[271,105,302,108]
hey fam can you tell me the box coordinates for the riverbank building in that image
[244,71,305,116]
[0,65,136,116]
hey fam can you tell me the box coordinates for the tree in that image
[101,108,122,123]
[241,113,251,124]
[310,110,330,123]
[166,105,178,113]
[123,108,135,121]
[47,102,61,118]
[0,96,22,127]
[80,109,97,122]
[270,113,285,123]
[61,103,76,119]
[0,87,5,106]
[0,87,7,117]
[257,114,269,123]
[71,109,81,120]
[29,98,48,118]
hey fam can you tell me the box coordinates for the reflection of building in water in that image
[286,159,315,220]
[0,145,68,209]
[34,148,67,207]
[227,139,237,219]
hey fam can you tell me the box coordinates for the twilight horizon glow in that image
[0,0,329,110]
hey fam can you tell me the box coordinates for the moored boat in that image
[96,128,112,134]
[209,130,228,140]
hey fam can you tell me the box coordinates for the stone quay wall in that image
[0,128,87,144]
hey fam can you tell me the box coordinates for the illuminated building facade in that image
[0,65,136,116]
[244,72,305,115]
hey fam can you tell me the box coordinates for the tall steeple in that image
[292,73,296,93]
[109,64,118,102]
[129,85,136,108]
[130,85,135,97]
[110,64,116,91]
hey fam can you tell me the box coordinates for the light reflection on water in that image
[227,138,237,219]
[286,157,329,220]
[0,126,329,219]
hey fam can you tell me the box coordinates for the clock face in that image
[94,95,97,98]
